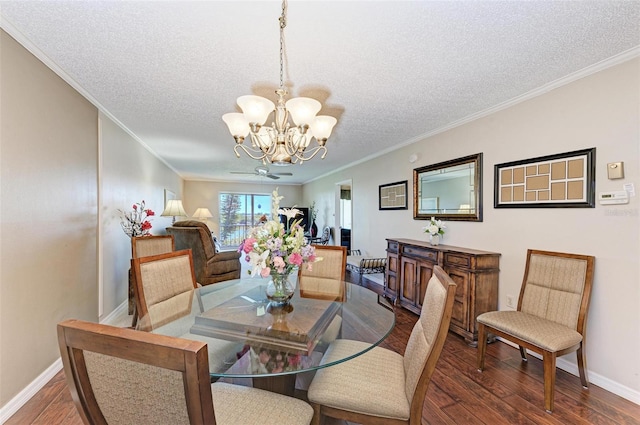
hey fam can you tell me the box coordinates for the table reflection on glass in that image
[146,275,395,395]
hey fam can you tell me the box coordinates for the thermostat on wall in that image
[598,191,629,205]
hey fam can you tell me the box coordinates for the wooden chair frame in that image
[310,265,457,425]
[477,249,595,412]
[131,249,198,331]
[57,319,215,425]
[129,235,175,325]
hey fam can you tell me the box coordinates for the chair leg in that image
[519,346,528,362]
[310,402,322,425]
[131,304,138,328]
[576,342,589,388]
[476,323,487,371]
[543,351,557,412]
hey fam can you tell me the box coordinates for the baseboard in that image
[0,359,62,424]
[496,337,640,405]
[0,300,130,424]
[100,299,129,326]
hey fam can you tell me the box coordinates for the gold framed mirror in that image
[413,153,483,222]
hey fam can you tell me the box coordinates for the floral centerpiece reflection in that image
[238,189,318,306]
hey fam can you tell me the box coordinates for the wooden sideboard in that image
[385,238,500,345]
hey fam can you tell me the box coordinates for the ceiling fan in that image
[230,165,293,180]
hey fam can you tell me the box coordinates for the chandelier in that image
[222,0,337,166]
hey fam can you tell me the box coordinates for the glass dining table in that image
[145,275,395,396]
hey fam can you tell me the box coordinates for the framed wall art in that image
[494,148,595,208]
[379,180,408,210]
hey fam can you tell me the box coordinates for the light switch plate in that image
[607,162,624,179]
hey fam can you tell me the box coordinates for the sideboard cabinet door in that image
[385,238,500,345]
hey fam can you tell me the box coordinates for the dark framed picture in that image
[494,148,596,208]
[379,180,408,210]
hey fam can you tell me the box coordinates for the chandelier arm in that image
[292,145,328,163]
[250,130,278,155]
[234,143,269,162]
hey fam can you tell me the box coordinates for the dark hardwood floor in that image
[7,271,640,424]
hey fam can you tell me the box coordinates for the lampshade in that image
[237,95,275,125]
[161,200,187,224]
[222,113,250,138]
[285,97,321,126]
[310,115,338,141]
[192,207,213,221]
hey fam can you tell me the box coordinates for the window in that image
[218,192,271,248]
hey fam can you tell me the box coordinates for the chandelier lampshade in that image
[222,0,337,166]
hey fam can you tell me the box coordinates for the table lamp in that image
[192,207,213,222]
[161,199,187,224]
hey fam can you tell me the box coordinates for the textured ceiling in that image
[1,1,639,184]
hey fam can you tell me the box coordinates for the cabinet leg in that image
[467,333,496,347]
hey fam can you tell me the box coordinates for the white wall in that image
[303,58,640,402]
[183,180,303,236]
[0,30,185,417]
[1,30,98,407]
[100,113,183,318]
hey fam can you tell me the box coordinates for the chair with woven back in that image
[307,265,457,425]
[299,245,346,281]
[128,235,175,325]
[132,249,197,332]
[58,319,314,425]
[131,249,242,373]
[476,249,595,412]
[298,245,347,302]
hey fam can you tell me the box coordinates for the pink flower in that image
[141,221,152,231]
[132,204,138,210]
[273,256,286,273]
[145,209,155,216]
[260,267,271,278]
[242,238,257,254]
[288,252,303,266]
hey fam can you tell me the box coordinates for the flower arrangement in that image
[238,189,317,278]
[423,216,446,237]
[118,200,155,237]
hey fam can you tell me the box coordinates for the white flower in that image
[248,250,270,277]
[423,217,446,236]
[271,188,284,216]
[278,207,301,222]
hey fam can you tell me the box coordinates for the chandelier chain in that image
[223,0,335,166]
[279,0,287,90]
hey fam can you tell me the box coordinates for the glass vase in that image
[430,234,440,246]
[266,271,295,307]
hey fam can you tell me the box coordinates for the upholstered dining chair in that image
[129,235,175,324]
[307,265,456,425]
[58,319,314,425]
[132,249,242,373]
[299,245,347,281]
[298,245,347,355]
[476,249,595,413]
[132,249,198,332]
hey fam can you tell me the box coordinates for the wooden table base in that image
[252,374,297,397]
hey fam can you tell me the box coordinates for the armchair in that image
[166,220,241,285]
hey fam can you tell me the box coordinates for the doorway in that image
[335,180,352,251]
